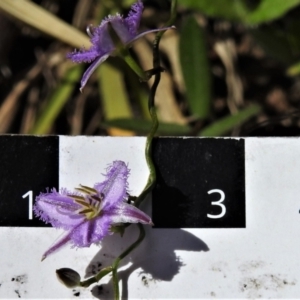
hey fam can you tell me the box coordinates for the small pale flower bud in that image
[56,268,81,288]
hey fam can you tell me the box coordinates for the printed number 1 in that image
[22,191,33,220]
[207,189,226,219]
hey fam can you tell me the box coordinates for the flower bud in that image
[56,268,81,288]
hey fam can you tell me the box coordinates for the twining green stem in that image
[79,224,145,292]
[135,0,177,207]
[109,65,160,299]
[112,224,145,300]
[80,266,113,288]
[110,2,178,299]
[134,105,158,207]
[109,63,160,298]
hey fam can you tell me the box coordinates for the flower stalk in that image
[120,48,149,81]
[110,1,178,298]
[135,0,177,207]
[80,266,113,288]
[111,224,145,300]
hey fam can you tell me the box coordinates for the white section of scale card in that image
[1,137,300,299]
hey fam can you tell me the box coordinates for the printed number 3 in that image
[207,189,226,219]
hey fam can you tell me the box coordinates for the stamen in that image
[69,186,104,219]
[79,208,93,214]
[91,195,102,202]
[74,199,90,208]
[86,24,95,37]
[94,202,100,210]
[75,185,97,195]
[68,194,85,201]
[80,185,98,193]
[75,188,90,194]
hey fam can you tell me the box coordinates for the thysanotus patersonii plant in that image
[34,1,177,299]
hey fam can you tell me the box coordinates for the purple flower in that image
[34,160,153,260]
[67,0,173,91]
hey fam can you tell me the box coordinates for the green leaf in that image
[102,118,191,135]
[97,63,134,136]
[178,0,300,24]
[178,0,248,21]
[179,15,211,119]
[246,0,300,24]
[199,104,261,136]
[0,0,90,48]
[29,65,83,134]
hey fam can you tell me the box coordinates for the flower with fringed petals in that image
[34,160,153,260]
[67,0,174,91]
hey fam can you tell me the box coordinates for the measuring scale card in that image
[0,136,299,299]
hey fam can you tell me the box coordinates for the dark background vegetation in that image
[1,0,300,137]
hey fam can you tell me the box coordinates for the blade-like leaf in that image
[178,0,248,21]
[0,0,90,48]
[97,63,134,136]
[178,0,300,24]
[179,15,211,119]
[29,65,83,134]
[246,0,300,24]
[199,104,261,136]
[102,118,191,136]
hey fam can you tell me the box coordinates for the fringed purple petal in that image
[67,22,115,64]
[91,21,115,53]
[41,232,73,261]
[66,47,100,63]
[108,202,153,225]
[94,161,129,209]
[79,53,110,91]
[128,26,176,45]
[70,216,111,247]
[34,189,84,230]
[37,159,153,259]
[66,1,175,91]
[125,0,143,37]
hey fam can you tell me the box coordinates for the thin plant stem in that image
[78,224,145,291]
[80,266,113,288]
[110,1,178,298]
[135,0,177,207]
[77,2,178,299]
[112,224,145,300]
[121,48,149,81]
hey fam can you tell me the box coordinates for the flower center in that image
[68,185,104,220]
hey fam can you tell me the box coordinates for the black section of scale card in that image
[0,136,245,228]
